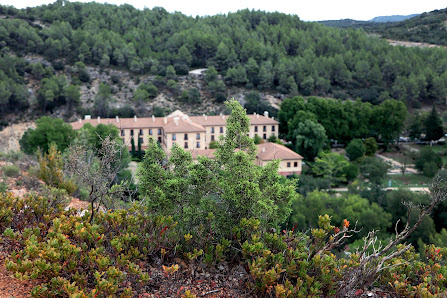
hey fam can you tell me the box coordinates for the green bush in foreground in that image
[0,192,446,297]
[1,164,20,177]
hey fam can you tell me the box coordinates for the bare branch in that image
[336,173,447,296]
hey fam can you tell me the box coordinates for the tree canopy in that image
[1,2,447,109]
[137,99,297,236]
[19,116,75,154]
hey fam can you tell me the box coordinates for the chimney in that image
[84,115,91,120]
[164,117,167,124]
[254,112,256,115]
[97,116,100,123]
[203,114,207,120]
[220,112,224,119]
[263,111,269,118]
[262,146,266,152]
[174,117,179,126]
[78,119,82,123]
[272,117,275,121]
[256,114,259,119]
[134,115,137,122]
[116,116,119,123]
[152,115,155,122]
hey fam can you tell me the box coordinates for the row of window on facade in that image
[254,125,275,133]
[287,162,299,168]
[171,141,201,149]
[120,129,163,137]
[171,133,200,141]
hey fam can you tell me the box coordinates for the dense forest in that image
[1,1,447,120]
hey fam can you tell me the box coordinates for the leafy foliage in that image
[20,116,76,155]
[1,3,447,109]
[138,99,297,236]
[38,144,76,194]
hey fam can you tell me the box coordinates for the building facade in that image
[71,110,279,151]
[70,110,302,176]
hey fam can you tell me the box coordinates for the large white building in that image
[70,110,302,176]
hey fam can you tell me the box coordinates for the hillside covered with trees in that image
[1,1,447,124]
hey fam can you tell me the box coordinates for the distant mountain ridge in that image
[318,13,418,28]
[369,14,418,23]
[319,8,447,46]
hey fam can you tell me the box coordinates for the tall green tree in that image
[138,99,297,236]
[20,116,75,154]
[312,152,350,187]
[424,106,444,141]
[374,99,407,147]
[292,120,328,161]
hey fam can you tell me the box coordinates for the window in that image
[184,142,188,149]
[211,127,215,133]
[263,125,266,132]
[294,162,298,167]
[263,134,266,139]
[197,142,200,148]
[120,130,125,136]
[149,129,152,135]
[139,137,144,144]
[122,138,125,143]
[272,126,275,132]
[184,133,188,140]
[130,130,134,136]
[172,134,176,141]
[158,129,162,135]
[211,135,215,141]
[254,126,258,132]
[196,133,200,140]
[158,137,162,143]
[287,162,291,168]
[139,129,143,136]
[220,127,223,133]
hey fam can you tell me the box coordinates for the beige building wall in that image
[256,158,302,174]
[248,124,278,140]
[279,159,302,173]
[165,132,206,151]
[120,127,164,148]
[203,126,226,148]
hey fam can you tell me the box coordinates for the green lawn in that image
[385,174,431,188]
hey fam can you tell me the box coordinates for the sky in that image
[0,0,446,21]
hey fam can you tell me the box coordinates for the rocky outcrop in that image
[0,122,35,152]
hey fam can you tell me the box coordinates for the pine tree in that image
[137,135,142,160]
[425,106,444,141]
[131,137,136,157]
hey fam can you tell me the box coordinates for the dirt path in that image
[375,153,418,175]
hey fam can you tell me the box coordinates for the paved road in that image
[330,187,430,193]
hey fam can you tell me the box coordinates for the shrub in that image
[38,144,76,194]
[0,179,7,193]
[363,137,378,156]
[346,139,365,161]
[2,164,20,177]
[415,147,442,176]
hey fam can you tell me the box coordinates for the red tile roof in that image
[70,116,165,130]
[256,143,303,161]
[70,112,278,131]
[163,118,205,133]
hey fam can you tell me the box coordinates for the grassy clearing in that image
[386,174,431,188]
